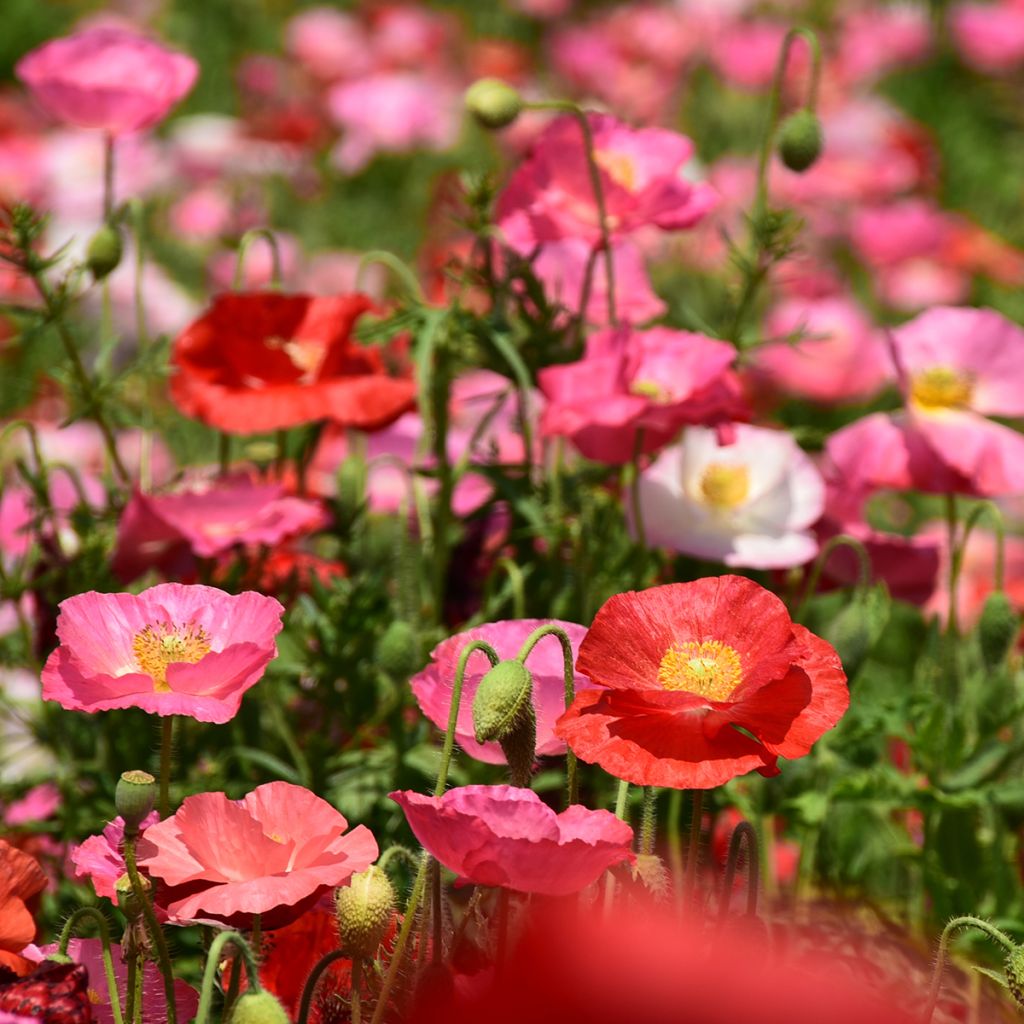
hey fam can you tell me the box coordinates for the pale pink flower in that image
[951,0,1024,72]
[837,5,931,84]
[137,781,378,928]
[71,812,160,902]
[285,8,371,82]
[4,785,60,828]
[390,786,633,895]
[497,113,717,253]
[16,28,197,135]
[410,619,592,766]
[169,186,233,241]
[756,296,892,404]
[636,424,825,568]
[41,583,284,723]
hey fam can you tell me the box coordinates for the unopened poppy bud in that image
[115,770,156,827]
[229,991,290,1024]
[86,223,123,280]
[115,871,150,919]
[823,585,890,679]
[376,620,420,680]
[464,78,523,130]
[335,865,396,958]
[1005,946,1024,1009]
[472,660,534,744]
[979,591,1020,670]
[777,109,823,173]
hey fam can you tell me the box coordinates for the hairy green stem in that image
[57,907,124,1024]
[639,787,659,857]
[194,930,262,1024]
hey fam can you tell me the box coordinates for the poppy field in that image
[5,0,1024,1021]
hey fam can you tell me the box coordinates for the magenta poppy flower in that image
[113,475,327,582]
[137,781,378,928]
[16,28,198,136]
[72,813,160,904]
[827,306,1024,498]
[410,619,592,766]
[497,113,716,252]
[390,786,633,896]
[41,583,284,723]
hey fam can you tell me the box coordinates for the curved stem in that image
[356,250,425,304]
[295,950,349,1024]
[955,500,1006,593]
[233,228,283,290]
[515,624,578,806]
[123,834,177,1024]
[717,821,760,920]
[495,557,527,619]
[922,916,1017,1024]
[57,908,124,1024]
[795,534,872,619]
[194,930,262,1024]
[378,845,421,876]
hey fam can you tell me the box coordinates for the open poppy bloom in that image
[41,583,284,724]
[390,786,633,896]
[137,781,378,929]
[555,576,848,789]
[71,813,160,905]
[0,841,47,977]
[170,293,416,434]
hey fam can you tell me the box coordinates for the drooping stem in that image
[515,624,579,806]
[102,134,116,221]
[194,931,262,1024]
[57,907,124,1024]
[954,500,1006,593]
[922,916,1017,1024]
[233,228,283,290]
[717,820,760,920]
[122,833,177,1024]
[639,787,659,857]
[794,533,872,620]
[158,716,174,818]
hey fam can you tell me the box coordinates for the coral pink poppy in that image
[827,306,1024,498]
[556,577,849,789]
[137,781,377,929]
[71,813,160,904]
[16,28,197,136]
[170,293,416,435]
[41,583,284,723]
[411,619,592,765]
[113,475,327,582]
[538,326,744,464]
[497,113,716,253]
[390,786,633,895]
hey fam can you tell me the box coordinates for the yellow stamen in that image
[265,335,326,384]
[699,463,750,508]
[132,622,212,692]
[631,379,670,403]
[657,640,742,702]
[595,149,636,191]
[910,366,973,411]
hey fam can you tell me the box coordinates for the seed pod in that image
[115,770,157,828]
[86,224,123,279]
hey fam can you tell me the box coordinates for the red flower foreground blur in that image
[170,293,416,434]
[0,840,46,976]
[556,576,848,788]
[137,781,378,929]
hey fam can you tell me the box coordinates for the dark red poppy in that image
[0,960,93,1024]
[170,293,416,434]
[555,576,848,789]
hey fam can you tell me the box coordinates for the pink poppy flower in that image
[4,786,60,829]
[710,20,793,91]
[636,424,825,569]
[837,5,931,84]
[16,28,198,136]
[137,781,378,928]
[41,583,284,723]
[112,475,327,583]
[756,296,892,404]
[951,0,1024,72]
[390,786,633,895]
[285,8,371,82]
[71,812,160,903]
[411,619,592,766]
[828,306,1024,498]
[538,326,744,465]
[497,113,716,253]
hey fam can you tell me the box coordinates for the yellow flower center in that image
[595,149,637,191]
[132,622,212,692]
[699,463,750,508]
[657,640,743,702]
[265,335,326,384]
[910,366,973,411]
[630,379,670,403]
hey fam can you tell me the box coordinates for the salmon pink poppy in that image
[170,293,416,434]
[136,781,378,929]
[41,583,284,723]
[555,576,849,789]
[16,28,198,136]
[390,786,633,895]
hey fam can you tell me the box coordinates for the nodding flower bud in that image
[376,620,420,681]
[1005,946,1024,1010]
[229,991,290,1024]
[978,591,1020,671]
[335,865,396,958]
[86,223,123,280]
[464,78,523,130]
[114,871,150,919]
[115,770,157,828]
[472,660,534,745]
[777,109,823,173]
[823,584,890,679]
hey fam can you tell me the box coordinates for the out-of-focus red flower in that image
[0,841,46,977]
[0,960,92,1024]
[170,293,415,434]
[556,577,848,789]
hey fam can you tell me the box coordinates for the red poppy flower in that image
[170,293,416,434]
[0,840,47,977]
[555,576,848,789]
